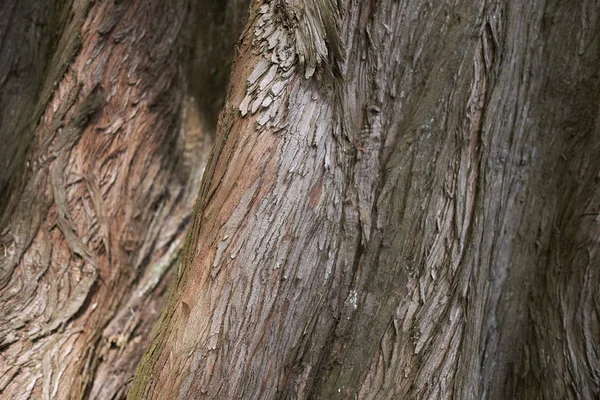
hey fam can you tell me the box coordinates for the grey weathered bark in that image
[0,0,246,398]
[130,0,600,399]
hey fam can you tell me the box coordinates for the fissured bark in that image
[0,0,247,398]
[130,1,600,399]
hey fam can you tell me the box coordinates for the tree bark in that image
[0,0,246,398]
[130,0,600,399]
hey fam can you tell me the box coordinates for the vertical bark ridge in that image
[131,0,600,399]
[312,1,488,397]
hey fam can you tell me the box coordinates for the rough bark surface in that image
[0,0,246,398]
[131,0,600,399]
[0,0,86,215]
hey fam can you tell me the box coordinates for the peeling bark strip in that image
[0,0,247,398]
[131,0,600,399]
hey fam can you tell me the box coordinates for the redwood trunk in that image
[0,0,245,398]
[130,0,600,399]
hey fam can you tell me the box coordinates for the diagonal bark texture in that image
[0,0,247,398]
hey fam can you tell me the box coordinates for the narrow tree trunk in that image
[130,0,600,399]
[0,0,246,398]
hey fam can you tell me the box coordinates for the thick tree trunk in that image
[130,0,600,399]
[0,0,246,398]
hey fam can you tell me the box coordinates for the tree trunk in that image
[130,0,600,399]
[0,0,246,398]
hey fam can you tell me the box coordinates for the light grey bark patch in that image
[248,59,271,86]
[211,180,260,277]
[239,0,344,130]
[239,4,295,125]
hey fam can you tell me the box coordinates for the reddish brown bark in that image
[0,0,246,398]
